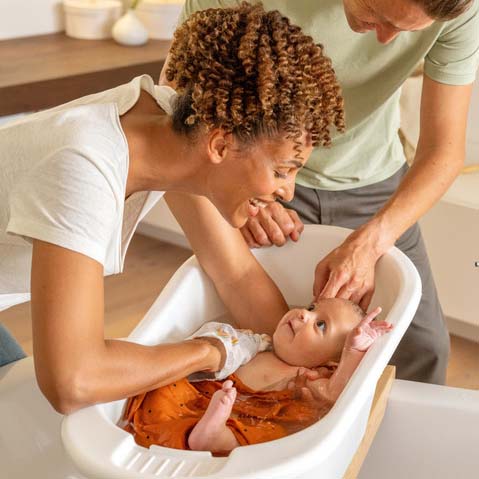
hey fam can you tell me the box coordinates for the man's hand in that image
[313,225,391,310]
[240,202,304,247]
[343,307,392,352]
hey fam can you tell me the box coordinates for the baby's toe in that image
[222,380,234,391]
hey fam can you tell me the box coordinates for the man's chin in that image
[344,12,362,32]
[350,23,366,33]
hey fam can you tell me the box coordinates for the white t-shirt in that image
[0,75,176,312]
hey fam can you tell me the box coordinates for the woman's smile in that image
[248,198,271,217]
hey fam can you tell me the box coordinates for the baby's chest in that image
[236,355,293,392]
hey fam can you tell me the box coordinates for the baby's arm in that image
[301,308,392,403]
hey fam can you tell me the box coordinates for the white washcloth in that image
[187,321,272,381]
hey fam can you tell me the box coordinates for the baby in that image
[122,298,391,454]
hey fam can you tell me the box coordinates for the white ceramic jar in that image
[112,9,149,45]
[63,0,123,40]
[136,0,184,40]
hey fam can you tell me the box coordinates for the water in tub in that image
[119,300,389,455]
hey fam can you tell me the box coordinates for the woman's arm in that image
[165,192,289,335]
[31,239,224,414]
[160,54,288,333]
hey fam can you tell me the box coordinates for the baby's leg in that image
[188,380,240,452]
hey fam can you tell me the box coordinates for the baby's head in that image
[272,298,365,367]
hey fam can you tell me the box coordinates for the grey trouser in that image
[282,163,450,384]
[0,323,26,367]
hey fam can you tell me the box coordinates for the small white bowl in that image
[63,0,123,40]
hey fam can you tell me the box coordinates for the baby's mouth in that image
[287,319,295,335]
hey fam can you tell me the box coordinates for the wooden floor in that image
[2,233,478,389]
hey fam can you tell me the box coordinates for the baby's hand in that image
[287,366,335,402]
[344,307,393,353]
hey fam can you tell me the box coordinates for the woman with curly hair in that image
[0,2,343,413]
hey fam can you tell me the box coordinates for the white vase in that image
[63,0,123,40]
[112,9,149,46]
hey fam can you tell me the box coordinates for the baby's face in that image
[272,298,362,368]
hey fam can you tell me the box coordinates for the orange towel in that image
[121,374,332,452]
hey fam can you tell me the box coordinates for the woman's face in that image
[205,131,313,228]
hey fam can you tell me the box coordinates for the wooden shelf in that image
[0,32,170,116]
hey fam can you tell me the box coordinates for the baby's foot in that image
[188,380,238,452]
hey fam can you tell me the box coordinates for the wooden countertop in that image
[0,33,171,116]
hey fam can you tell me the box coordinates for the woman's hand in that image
[188,337,226,372]
[188,322,273,379]
[313,224,394,310]
[240,202,304,247]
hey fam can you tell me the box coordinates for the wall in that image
[0,0,131,40]
[0,0,64,40]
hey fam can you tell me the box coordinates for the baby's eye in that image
[307,303,315,311]
[316,320,326,331]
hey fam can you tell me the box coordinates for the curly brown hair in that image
[166,2,345,152]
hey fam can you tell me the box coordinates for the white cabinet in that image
[466,79,479,166]
[369,77,479,337]
[420,191,479,339]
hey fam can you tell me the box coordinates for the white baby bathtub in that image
[61,225,421,479]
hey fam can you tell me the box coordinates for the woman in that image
[0,2,343,413]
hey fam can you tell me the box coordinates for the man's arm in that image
[31,240,223,414]
[313,76,473,307]
[236,76,473,308]
[354,76,472,254]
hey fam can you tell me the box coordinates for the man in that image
[170,0,479,384]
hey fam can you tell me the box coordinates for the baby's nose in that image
[297,310,310,322]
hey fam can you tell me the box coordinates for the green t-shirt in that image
[178,0,479,190]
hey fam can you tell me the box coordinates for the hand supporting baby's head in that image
[272,298,386,368]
